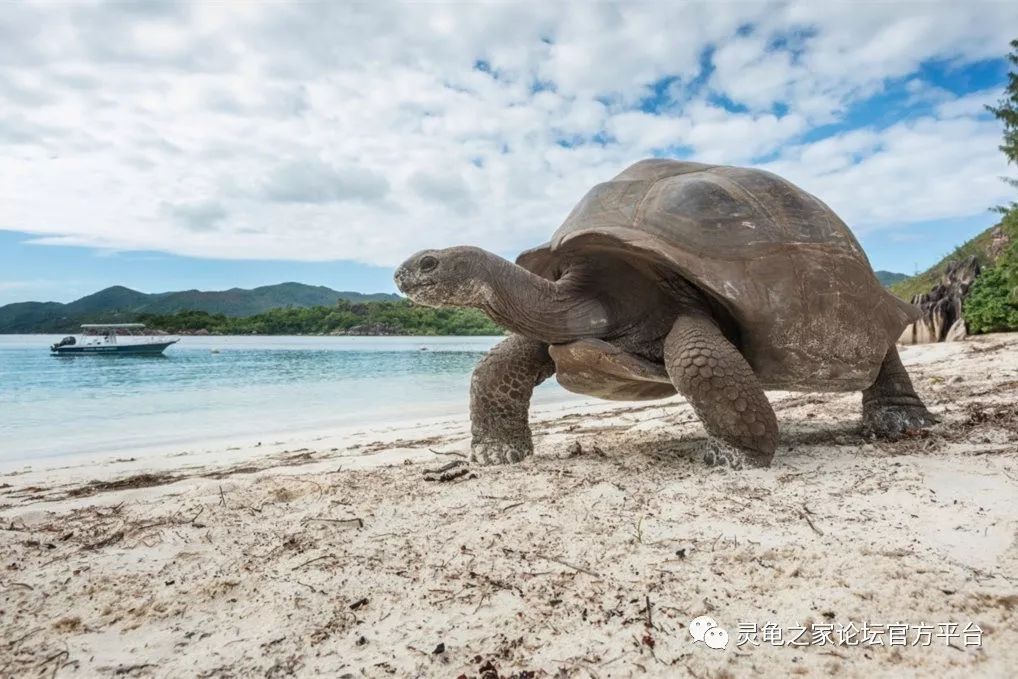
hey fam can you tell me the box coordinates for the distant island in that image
[0,282,501,335]
[0,272,911,336]
[874,270,908,287]
[137,302,502,336]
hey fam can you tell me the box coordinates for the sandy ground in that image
[2,334,1017,678]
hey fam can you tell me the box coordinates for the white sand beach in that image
[2,334,1017,678]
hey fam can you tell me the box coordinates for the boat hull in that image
[51,340,178,355]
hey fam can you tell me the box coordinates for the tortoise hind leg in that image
[664,314,778,469]
[862,345,937,437]
[470,334,555,465]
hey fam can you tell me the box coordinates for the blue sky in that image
[1,2,1016,305]
[0,210,1006,305]
[0,230,398,303]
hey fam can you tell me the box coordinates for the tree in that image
[965,209,1018,331]
[136,299,504,335]
[965,39,1018,332]
[986,39,1018,210]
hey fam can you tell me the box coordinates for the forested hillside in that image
[0,283,400,333]
[138,300,503,336]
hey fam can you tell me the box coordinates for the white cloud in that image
[762,116,1008,230]
[409,169,475,215]
[167,200,227,232]
[712,1,1018,121]
[936,88,1002,119]
[605,111,691,152]
[684,104,809,163]
[261,159,390,205]
[0,1,1015,267]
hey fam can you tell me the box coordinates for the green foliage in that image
[964,265,1018,333]
[141,282,399,316]
[964,208,1018,333]
[985,39,1018,205]
[138,299,504,336]
[963,40,1018,334]
[0,283,402,332]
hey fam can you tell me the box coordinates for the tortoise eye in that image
[419,255,439,272]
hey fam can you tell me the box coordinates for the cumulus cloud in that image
[762,116,1006,230]
[408,169,475,215]
[262,159,390,204]
[167,200,227,232]
[0,1,1015,266]
[936,88,1002,119]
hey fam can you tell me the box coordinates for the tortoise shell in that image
[517,159,918,391]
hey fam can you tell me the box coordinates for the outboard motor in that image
[51,336,76,351]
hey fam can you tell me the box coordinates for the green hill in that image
[875,270,908,287]
[140,282,397,316]
[888,211,1018,335]
[0,283,400,333]
[137,301,503,336]
[890,223,1010,301]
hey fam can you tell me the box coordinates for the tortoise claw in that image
[862,403,939,439]
[702,437,773,470]
[470,440,532,466]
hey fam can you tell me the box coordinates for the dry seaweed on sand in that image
[0,335,1016,677]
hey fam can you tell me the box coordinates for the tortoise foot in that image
[470,439,532,466]
[862,403,939,439]
[702,437,773,470]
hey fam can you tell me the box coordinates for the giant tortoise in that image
[394,159,935,468]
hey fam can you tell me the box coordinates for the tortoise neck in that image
[477,254,609,344]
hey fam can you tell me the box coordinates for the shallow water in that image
[0,335,575,461]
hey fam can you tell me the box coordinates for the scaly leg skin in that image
[470,334,555,465]
[664,314,778,469]
[862,345,938,438]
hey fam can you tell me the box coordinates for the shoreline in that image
[2,334,1017,677]
[0,393,618,490]
[0,332,509,337]
[0,334,516,465]
[0,384,596,476]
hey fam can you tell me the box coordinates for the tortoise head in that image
[396,245,618,343]
[394,246,492,308]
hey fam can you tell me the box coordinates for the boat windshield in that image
[78,324,157,345]
[81,324,148,337]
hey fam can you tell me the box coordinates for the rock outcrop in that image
[988,224,1012,260]
[898,256,980,344]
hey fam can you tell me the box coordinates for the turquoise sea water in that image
[0,335,574,462]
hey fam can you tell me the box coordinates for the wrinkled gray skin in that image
[394,246,935,469]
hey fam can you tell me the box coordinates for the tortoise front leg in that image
[664,314,778,469]
[470,334,555,465]
[861,345,937,437]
